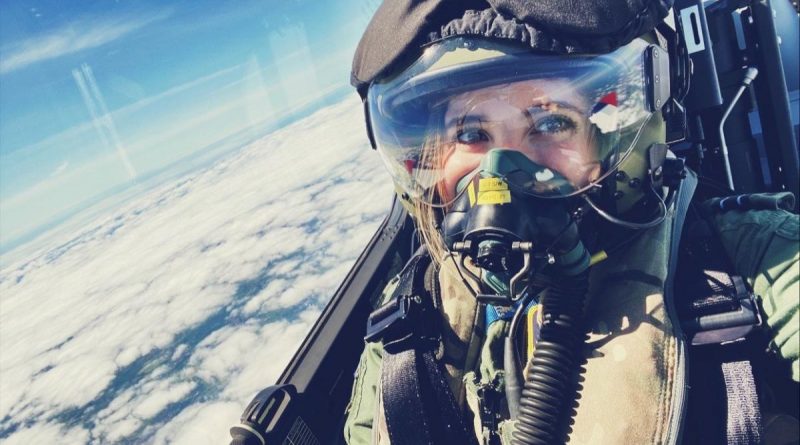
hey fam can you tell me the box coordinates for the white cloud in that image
[150,401,242,445]
[0,11,171,74]
[3,422,89,445]
[0,95,393,443]
[49,161,69,177]
[132,380,197,418]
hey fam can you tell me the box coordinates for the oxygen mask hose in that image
[440,149,591,444]
[511,271,588,445]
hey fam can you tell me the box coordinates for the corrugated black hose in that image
[511,272,589,445]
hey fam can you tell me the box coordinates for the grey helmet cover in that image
[351,0,673,97]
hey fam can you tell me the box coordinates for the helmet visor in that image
[368,37,657,206]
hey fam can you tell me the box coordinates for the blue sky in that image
[0,0,379,255]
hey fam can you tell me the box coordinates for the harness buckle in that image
[365,293,440,353]
[683,275,763,346]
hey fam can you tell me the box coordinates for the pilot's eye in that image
[456,128,489,144]
[533,115,577,135]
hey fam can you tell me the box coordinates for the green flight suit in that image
[343,202,799,444]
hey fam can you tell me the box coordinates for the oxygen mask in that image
[442,149,590,305]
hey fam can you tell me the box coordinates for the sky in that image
[0,0,382,256]
[0,96,394,443]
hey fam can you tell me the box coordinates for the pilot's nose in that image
[486,127,540,163]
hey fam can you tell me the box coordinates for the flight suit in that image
[343,199,799,444]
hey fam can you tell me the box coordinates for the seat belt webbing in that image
[722,360,763,445]
[382,348,477,445]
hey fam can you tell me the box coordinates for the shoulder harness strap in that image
[365,249,479,445]
[678,193,773,445]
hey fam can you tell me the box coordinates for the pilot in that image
[344,2,799,444]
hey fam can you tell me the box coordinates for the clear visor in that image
[368,37,658,206]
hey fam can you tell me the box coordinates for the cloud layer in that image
[0,96,392,444]
[0,11,171,74]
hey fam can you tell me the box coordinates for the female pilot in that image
[344,3,799,445]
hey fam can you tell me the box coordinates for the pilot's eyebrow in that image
[444,114,486,130]
[526,101,584,116]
